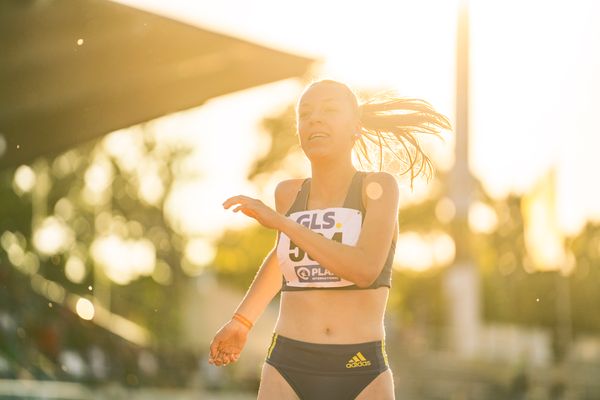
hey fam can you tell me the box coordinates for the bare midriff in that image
[274,286,389,344]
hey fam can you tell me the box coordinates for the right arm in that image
[231,245,282,327]
[231,179,297,325]
[208,180,297,366]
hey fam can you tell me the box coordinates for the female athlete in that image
[208,79,450,399]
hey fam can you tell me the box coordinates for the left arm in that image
[278,172,398,287]
[223,172,399,288]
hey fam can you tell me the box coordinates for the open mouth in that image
[309,132,329,141]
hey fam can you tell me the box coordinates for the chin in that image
[303,147,332,161]
[307,152,347,166]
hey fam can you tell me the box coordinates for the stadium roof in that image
[0,0,314,169]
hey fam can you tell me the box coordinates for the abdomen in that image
[275,287,389,344]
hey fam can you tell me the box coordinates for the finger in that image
[224,195,255,205]
[209,350,225,362]
[212,355,225,366]
[209,340,220,359]
[222,196,240,209]
[213,348,229,364]
[223,195,250,208]
[218,353,229,366]
[226,200,245,210]
[217,350,230,363]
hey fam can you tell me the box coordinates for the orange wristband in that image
[232,313,253,330]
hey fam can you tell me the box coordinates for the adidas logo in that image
[345,351,372,368]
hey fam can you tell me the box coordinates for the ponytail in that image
[301,79,452,190]
[356,93,452,190]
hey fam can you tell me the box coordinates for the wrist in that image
[232,312,253,330]
[277,215,294,233]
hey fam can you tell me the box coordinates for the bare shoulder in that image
[274,178,304,214]
[362,171,400,242]
[364,171,397,185]
[362,171,399,206]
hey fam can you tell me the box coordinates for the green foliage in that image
[247,105,299,180]
[569,223,600,334]
[0,124,200,385]
[388,269,447,346]
[0,169,31,236]
[473,193,600,335]
[211,225,278,291]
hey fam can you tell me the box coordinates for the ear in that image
[354,122,362,139]
[354,113,362,132]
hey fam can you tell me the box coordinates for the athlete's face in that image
[296,83,360,161]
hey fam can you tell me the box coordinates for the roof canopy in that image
[0,0,314,169]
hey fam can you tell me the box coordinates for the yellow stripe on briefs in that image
[353,356,360,363]
[267,333,278,359]
[357,352,367,361]
[381,339,389,366]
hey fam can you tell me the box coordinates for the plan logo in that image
[294,265,340,282]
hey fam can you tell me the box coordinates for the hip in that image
[265,332,390,375]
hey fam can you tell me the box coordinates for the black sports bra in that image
[276,171,395,291]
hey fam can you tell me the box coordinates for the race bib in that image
[277,207,362,288]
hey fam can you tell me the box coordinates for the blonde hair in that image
[305,79,452,190]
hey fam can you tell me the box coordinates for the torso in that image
[274,176,398,344]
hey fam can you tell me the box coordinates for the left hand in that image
[222,195,284,230]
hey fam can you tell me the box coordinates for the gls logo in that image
[296,211,336,229]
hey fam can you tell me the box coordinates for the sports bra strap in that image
[342,171,366,212]
[285,171,366,217]
[285,178,311,217]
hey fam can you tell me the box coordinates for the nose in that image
[307,109,325,124]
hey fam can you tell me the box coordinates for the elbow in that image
[354,271,376,289]
[354,279,373,289]
[354,259,384,289]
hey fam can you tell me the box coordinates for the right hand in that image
[208,318,250,367]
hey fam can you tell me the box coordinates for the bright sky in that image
[114,0,600,240]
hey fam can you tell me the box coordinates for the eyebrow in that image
[299,97,342,109]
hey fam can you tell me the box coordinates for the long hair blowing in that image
[356,93,452,190]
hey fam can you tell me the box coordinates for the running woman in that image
[209,79,450,399]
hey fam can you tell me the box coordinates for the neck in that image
[308,156,357,205]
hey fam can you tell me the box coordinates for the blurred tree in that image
[247,105,298,180]
[0,124,200,385]
[569,223,600,333]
